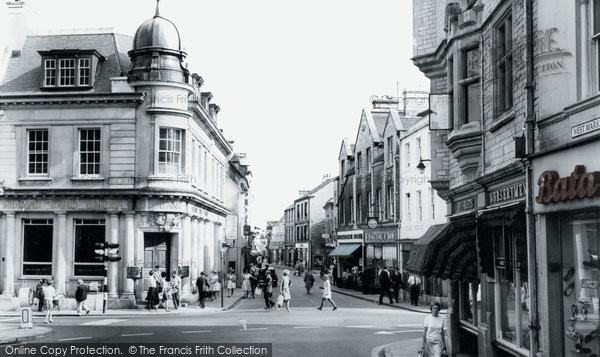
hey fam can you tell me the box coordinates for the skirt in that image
[242,280,251,291]
[227,280,236,289]
[424,341,443,357]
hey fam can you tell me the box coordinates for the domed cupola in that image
[128,0,189,83]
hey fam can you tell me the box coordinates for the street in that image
[14,270,425,357]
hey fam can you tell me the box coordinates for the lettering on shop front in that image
[365,232,397,242]
[84,201,122,209]
[455,198,476,213]
[2,201,41,209]
[489,183,526,204]
[536,165,600,204]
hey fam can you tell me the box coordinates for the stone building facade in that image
[0,2,236,310]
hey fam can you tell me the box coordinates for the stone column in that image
[123,213,135,296]
[205,221,214,272]
[1,212,15,297]
[55,212,67,296]
[108,213,119,298]
[190,217,199,285]
[199,218,206,274]
[181,214,192,294]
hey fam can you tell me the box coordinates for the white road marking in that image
[374,329,423,335]
[181,330,212,334]
[347,325,374,328]
[241,327,268,331]
[293,326,320,329]
[81,319,126,326]
[121,333,154,337]
[58,337,92,341]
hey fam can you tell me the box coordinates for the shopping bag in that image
[255,287,262,296]
[276,294,284,306]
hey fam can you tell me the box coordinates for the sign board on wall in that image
[226,215,238,240]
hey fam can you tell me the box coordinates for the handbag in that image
[255,287,262,296]
[276,294,284,306]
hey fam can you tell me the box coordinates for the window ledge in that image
[71,176,105,182]
[490,110,516,133]
[18,177,52,182]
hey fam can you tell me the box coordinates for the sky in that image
[23,0,428,227]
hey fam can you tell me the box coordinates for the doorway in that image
[144,232,171,279]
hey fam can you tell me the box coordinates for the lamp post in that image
[220,242,230,308]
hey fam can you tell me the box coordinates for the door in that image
[144,233,171,280]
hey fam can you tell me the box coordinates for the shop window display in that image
[561,214,600,356]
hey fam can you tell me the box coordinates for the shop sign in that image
[572,118,600,138]
[225,215,238,240]
[295,243,309,249]
[488,182,526,204]
[454,197,476,213]
[364,230,397,242]
[127,267,142,279]
[536,165,600,204]
[0,199,130,212]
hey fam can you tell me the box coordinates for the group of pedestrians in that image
[145,266,182,311]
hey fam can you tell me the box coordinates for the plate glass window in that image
[22,219,53,275]
[79,129,101,175]
[27,129,48,175]
[158,128,182,175]
[74,219,106,276]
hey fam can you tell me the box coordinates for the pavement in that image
[0,290,245,345]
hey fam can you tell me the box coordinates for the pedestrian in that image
[241,269,253,299]
[153,266,163,296]
[42,279,56,324]
[75,279,90,316]
[159,271,172,311]
[263,268,275,309]
[146,269,159,311]
[250,264,258,298]
[317,270,338,311]
[409,274,422,306]
[421,301,447,357]
[209,271,220,299]
[378,266,394,305]
[304,269,315,294]
[280,269,292,311]
[392,268,405,303]
[171,271,181,310]
[195,272,210,308]
[35,279,45,312]
[227,269,236,298]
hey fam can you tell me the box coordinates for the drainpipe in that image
[524,0,539,355]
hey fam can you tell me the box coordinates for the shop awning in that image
[405,221,477,281]
[329,243,362,258]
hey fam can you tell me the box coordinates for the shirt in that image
[408,275,421,286]
[424,315,446,342]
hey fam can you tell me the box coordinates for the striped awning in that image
[405,221,477,281]
[329,243,362,258]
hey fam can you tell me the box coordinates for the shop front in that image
[329,238,362,289]
[533,141,600,356]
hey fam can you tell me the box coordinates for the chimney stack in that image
[209,103,220,123]
[371,95,399,110]
[322,174,331,181]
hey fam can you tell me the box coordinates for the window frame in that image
[494,11,514,117]
[27,129,49,176]
[405,143,411,168]
[39,50,100,90]
[459,46,482,125]
[78,128,101,177]
[417,190,423,221]
[356,152,362,176]
[366,148,371,173]
[387,186,394,219]
[22,219,53,276]
[593,0,600,90]
[157,127,184,176]
[406,193,411,222]
[387,137,393,166]
[73,219,106,277]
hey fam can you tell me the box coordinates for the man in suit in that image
[378,267,394,305]
[408,274,422,306]
[75,279,90,316]
[195,272,210,308]
[392,268,405,303]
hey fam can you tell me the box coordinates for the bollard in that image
[20,307,33,329]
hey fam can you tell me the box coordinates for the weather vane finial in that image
[155,0,160,17]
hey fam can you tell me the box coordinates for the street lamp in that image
[416,157,432,174]
[220,242,230,308]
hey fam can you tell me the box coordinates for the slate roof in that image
[0,33,133,93]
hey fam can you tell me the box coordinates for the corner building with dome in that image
[0,1,233,310]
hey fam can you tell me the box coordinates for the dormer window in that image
[38,49,104,90]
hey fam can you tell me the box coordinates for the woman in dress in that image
[421,301,447,357]
[304,270,315,294]
[317,269,338,310]
[209,271,220,299]
[227,269,237,298]
[280,269,292,311]
[241,269,252,299]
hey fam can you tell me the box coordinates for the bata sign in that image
[535,165,600,204]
